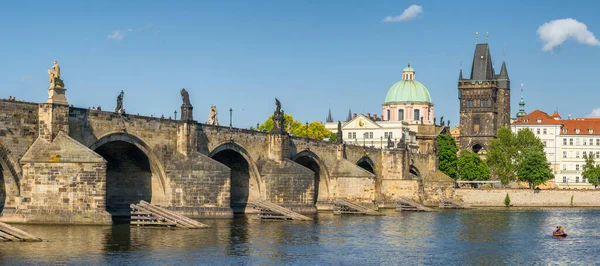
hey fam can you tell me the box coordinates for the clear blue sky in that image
[2,0,599,128]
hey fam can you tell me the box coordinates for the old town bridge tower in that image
[458,43,510,153]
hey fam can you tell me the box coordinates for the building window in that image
[563,176,567,183]
[467,100,474,107]
[537,119,542,124]
[384,132,393,139]
[563,151,567,158]
[543,141,547,147]
[398,109,404,121]
[597,139,600,146]
[543,129,547,135]
[597,152,600,159]
[413,109,420,121]
[583,151,587,158]
[348,132,352,139]
[576,152,580,158]
[387,110,390,121]
[576,164,580,171]
[570,138,573,145]
[369,132,373,139]
[584,139,587,145]
[591,139,595,146]
[576,176,580,183]
[576,128,581,134]
[537,129,541,135]
[562,164,566,170]
[563,138,567,145]
[576,138,580,146]
[590,129,594,134]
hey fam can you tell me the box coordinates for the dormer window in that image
[576,128,581,134]
[524,119,529,123]
[563,128,567,134]
[590,129,594,134]
[537,119,542,124]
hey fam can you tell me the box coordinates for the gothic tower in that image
[458,43,510,152]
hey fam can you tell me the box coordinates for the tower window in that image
[467,100,474,107]
[413,109,420,121]
[387,110,390,121]
[399,109,404,121]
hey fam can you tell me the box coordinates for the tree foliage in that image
[582,154,600,188]
[257,114,333,140]
[437,133,458,180]
[487,128,547,185]
[517,150,553,189]
[457,149,490,181]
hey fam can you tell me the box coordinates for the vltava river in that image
[1,208,598,265]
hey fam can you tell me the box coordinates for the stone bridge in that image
[0,97,453,224]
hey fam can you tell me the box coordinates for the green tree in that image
[437,133,458,179]
[487,128,547,185]
[257,114,333,140]
[457,149,490,181]
[487,128,519,184]
[582,154,600,188]
[517,150,553,189]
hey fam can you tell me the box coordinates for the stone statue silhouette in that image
[181,88,191,106]
[336,121,343,144]
[433,117,436,125]
[420,116,424,125]
[440,116,444,126]
[448,120,451,127]
[271,98,285,134]
[115,90,124,113]
[47,60,64,88]
[387,135,394,148]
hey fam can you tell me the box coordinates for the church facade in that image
[457,43,511,153]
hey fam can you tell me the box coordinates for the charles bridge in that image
[0,62,453,224]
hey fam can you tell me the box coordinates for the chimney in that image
[353,113,357,118]
[374,114,378,120]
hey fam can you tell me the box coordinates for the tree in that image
[487,128,519,184]
[582,154,600,188]
[257,114,333,140]
[457,149,490,181]
[437,133,458,179]
[517,150,553,189]
[487,128,547,185]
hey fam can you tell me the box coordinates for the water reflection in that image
[0,208,599,265]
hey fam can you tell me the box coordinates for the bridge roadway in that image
[0,99,453,225]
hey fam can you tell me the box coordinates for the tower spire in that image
[516,83,526,118]
[459,61,463,80]
[326,108,334,123]
[346,108,352,122]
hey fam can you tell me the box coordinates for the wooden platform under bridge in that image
[332,198,385,216]
[251,200,313,221]
[130,200,210,228]
[396,197,435,212]
[0,221,42,242]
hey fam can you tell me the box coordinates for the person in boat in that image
[555,226,564,234]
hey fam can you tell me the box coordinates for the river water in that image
[1,208,598,265]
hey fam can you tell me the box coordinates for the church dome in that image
[384,64,432,104]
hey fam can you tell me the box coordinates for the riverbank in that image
[455,188,600,207]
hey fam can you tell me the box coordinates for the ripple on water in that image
[0,208,599,265]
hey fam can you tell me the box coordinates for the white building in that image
[325,63,437,150]
[512,109,600,189]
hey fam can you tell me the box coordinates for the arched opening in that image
[357,157,375,174]
[93,141,153,219]
[211,149,252,213]
[409,165,420,177]
[0,164,5,214]
[472,144,483,154]
[294,156,321,204]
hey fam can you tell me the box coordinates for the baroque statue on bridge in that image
[207,105,219,125]
[180,88,194,121]
[47,60,64,88]
[387,135,394,149]
[115,90,124,114]
[336,121,343,144]
[271,98,285,134]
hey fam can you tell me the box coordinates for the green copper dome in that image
[384,65,431,104]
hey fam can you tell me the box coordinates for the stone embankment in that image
[455,189,600,207]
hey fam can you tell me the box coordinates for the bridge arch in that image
[291,150,331,203]
[0,142,22,213]
[89,132,168,217]
[356,156,375,174]
[209,142,263,213]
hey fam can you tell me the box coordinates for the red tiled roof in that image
[512,109,600,135]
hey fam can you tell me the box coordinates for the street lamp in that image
[229,108,233,129]
[305,121,309,139]
[256,122,259,131]
[381,136,383,149]
[174,110,177,120]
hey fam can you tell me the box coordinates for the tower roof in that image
[470,43,495,80]
[326,108,334,123]
[384,64,432,104]
[498,61,509,80]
